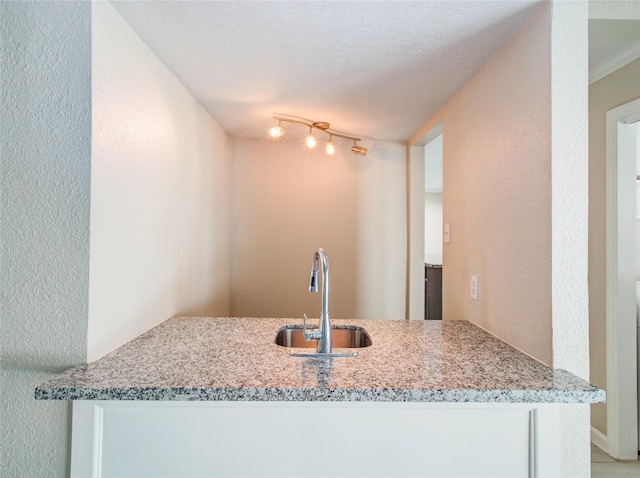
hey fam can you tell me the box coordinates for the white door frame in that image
[604,98,640,460]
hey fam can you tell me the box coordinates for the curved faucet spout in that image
[303,248,332,353]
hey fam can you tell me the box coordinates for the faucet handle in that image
[302,313,321,341]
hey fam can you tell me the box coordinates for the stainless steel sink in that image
[275,326,372,349]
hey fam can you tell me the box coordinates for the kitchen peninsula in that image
[36,317,604,477]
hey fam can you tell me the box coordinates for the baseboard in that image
[591,425,608,452]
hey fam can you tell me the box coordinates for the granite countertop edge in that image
[35,384,606,403]
[34,317,606,404]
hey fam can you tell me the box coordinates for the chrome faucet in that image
[302,248,332,353]
[290,248,357,358]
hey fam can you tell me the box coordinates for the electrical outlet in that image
[444,224,451,244]
[470,275,479,301]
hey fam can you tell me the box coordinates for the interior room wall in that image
[410,5,552,365]
[424,193,443,264]
[1,2,91,476]
[424,134,443,265]
[588,58,640,436]
[230,138,406,321]
[88,2,232,361]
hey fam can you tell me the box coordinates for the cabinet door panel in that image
[73,402,540,478]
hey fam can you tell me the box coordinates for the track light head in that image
[269,126,284,137]
[305,127,316,149]
[269,120,284,138]
[326,136,335,155]
[351,144,367,156]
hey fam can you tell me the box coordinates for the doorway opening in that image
[600,98,640,460]
[407,122,442,321]
[424,133,443,320]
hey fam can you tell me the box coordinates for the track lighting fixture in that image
[269,114,367,156]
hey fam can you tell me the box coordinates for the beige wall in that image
[410,5,552,365]
[230,138,406,321]
[88,2,232,361]
[588,58,640,435]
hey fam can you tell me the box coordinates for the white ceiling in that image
[110,2,639,144]
[111,1,544,143]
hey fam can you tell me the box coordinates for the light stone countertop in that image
[35,317,605,403]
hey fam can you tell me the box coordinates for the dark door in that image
[425,264,442,320]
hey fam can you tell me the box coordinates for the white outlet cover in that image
[470,275,479,300]
[444,224,451,244]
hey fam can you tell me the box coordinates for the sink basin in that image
[275,326,372,349]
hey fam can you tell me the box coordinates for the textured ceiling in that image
[111,1,544,142]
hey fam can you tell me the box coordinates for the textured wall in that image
[549,2,590,474]
[88,2,232,361]
[230,138,406,321]
[588,58,640,436]
[550,0,590,380]
[0,2,91,476]
[412,5,553,365]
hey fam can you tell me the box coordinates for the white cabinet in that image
[72,401,561,477]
